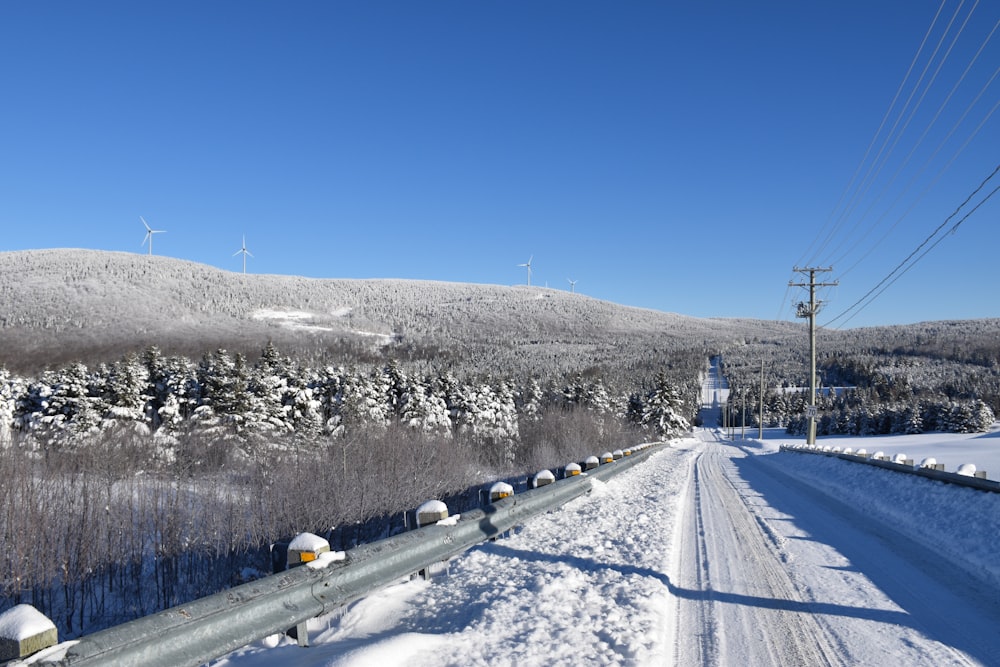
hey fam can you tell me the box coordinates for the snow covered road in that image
[213,421,1000,666]
[672,429,844,665]
[672,430,1000,666]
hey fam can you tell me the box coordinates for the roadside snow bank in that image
[216,444,695,667]
[771,449,1000,589]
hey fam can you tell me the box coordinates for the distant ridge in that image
[0,248,793,374]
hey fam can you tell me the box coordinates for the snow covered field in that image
[214,425,1000,667]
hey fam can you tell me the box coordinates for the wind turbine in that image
[518,255,533,286]
[568,278,577,293]
[140,217,166,255]
[234,235,253,274]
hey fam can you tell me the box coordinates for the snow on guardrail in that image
[780,443,1000,493]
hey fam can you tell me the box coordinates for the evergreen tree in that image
[970,399,996,432]
[399,375,452,436]
[150,353,200,433]
[561,374,587,409]
[902,405,924,434]
[518,378,544,423]
[194,349,252,434]
[335,368,392,435]
[0,369,20,444]
[858,406,877,435]
[315,366,345,435]
[248,350,291,432]
[31,364,105,438]
[282,366,324,438]
[381,360,408,418]
[945,401,973,433]
[455,379,519,467]
[639,374,690,438]
[102,355,149,429]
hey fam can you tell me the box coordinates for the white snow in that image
[306,552,348,571]
[288,532,330,554]
[488,482,514,498]
[214,425,1000,667]
[0,604,55,641]
[251,309,336,333]
[15,640,78,665]
[415,500,448,518]
[352,330,394,345]
[532,469,555,486]
[957,462,978,476]
[252,309,316,322]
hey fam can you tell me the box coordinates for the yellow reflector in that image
[299,552,317,563]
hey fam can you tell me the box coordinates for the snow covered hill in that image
[0,248,798,374]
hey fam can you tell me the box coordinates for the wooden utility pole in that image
[759,358,764,440]
[789,267,837,445]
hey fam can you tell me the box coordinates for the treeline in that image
[724,386,995,435]
[722,377,995,436]
[2,343,694,454]
[718,318,1000,437]
[719,320,1000,417]
[0,343,693,638]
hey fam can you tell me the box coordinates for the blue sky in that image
[2,1,997,328]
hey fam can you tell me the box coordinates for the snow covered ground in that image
[213,424,1000,667]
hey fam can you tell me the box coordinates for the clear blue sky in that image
[2,1,997,328]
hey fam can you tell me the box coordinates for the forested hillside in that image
[719,319,1000,435]
[0,249,777,380]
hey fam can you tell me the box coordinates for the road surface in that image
[669,428,1000,666]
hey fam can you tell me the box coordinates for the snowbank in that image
[771,437,1000,589]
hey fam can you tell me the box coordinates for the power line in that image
[797,0,949,269]
[832,179,1000,328]
[830,19,1000,276]
[817,0,979,270]
[823,162,1000,327]
[789,2,1000,329]
[832,82,1000,282]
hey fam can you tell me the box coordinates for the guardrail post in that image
[0,604,58,662]
[414,500,450,579]
[531,469,555,489]
[284,533,331,647]
[294,621,309,647]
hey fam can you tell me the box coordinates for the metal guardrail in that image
[780,444,1000,493]
[29,444,662,667]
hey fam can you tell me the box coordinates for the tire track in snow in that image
[672,430,844,667]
